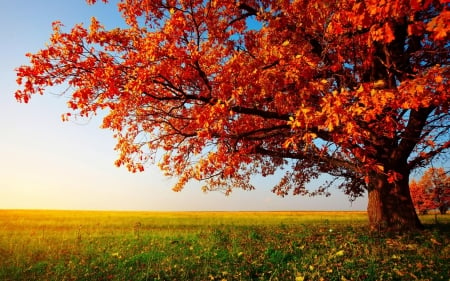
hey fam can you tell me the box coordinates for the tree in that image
[410,179,437,215]
[15,0,450,231]
[411,167,450,214]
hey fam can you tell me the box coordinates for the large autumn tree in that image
[15,0,449,231]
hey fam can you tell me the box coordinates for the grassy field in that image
[0,210,448,281]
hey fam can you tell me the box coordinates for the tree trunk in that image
[367,172,423,232]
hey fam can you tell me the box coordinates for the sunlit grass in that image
[0,210,448,280]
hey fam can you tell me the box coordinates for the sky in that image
[0,0,367,211]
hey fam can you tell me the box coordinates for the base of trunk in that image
[367,175,423,232]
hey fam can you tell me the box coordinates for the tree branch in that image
[408,141,450,170]
[231,106,291,120]
[396,107,435,162]
[226,3,258,28]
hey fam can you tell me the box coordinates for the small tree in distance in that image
[410,179,437,215]
[15,0,450,231]
[411,167,450,215]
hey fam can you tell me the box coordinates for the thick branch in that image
[231,106,291,120]
[396,107,435,163]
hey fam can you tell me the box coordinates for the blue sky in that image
[0,0,367,211]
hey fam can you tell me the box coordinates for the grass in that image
[0,210,448,280]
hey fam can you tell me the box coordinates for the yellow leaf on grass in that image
[335,250,345,257]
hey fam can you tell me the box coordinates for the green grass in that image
[0,210,448,280]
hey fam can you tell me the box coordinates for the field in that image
[0,210,448,281]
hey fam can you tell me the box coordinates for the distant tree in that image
[15,0,450,231]
[410,179,436,215]
[411,167,450,215]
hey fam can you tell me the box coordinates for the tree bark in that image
[367,172,423,232]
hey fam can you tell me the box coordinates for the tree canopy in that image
[15,0,450,230]
[410,167,450,214]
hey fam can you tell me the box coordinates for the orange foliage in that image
[15,0,449,200]
[410,167,450,214]
[410,180,437,214]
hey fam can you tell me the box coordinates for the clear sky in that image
[0,0,367,211]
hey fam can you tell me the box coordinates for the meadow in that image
[0,210,448,281]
